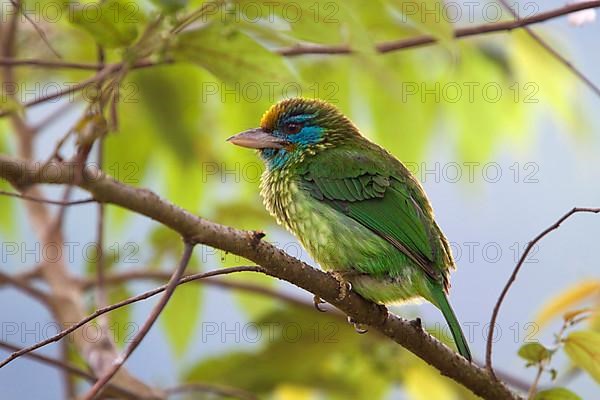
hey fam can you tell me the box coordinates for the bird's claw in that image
[330,271,352,301]
[347,316,368,334]
[313,295,327,312]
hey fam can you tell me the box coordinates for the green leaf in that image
[234,0,344,45]
[0,129,16,237]
[69,0,140,48]
[184,307,392,398]
[509,30,583,133]
[534,388,582,400]
[0,180,17,238]
[564,330,600,383]
[518,343,552,363]
[172,21,296,85]
[404,364,455,400]
[150,0,187,13]
[108,284,133,347]
[535,281,600,328]
[390,0,454,43]
[161,276,203,357]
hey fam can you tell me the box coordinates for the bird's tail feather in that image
[428,285,472,361]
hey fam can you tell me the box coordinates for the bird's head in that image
[227,97,360,169]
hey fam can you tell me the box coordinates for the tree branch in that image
[0,63,120,118]
[0,270,49,304]
[82,241,195,399]
[8,0,62,59]
[277,1,600,56]
[79,267,316,311]
[0,342,144,399]
[0,266,261,369]
[486,207,600,376]
[0,189,95,205]
[497,0,600,103]
[0,156,521,399]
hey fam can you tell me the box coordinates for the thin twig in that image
[486,207,600,377]
[82,241,195,399]
[0,265,261,370]
[0,189,95,206]
[497,0,600,100]
[0,64,120,118]
[0,58,169,70]
[278,1,600,56]
[0,2,595,65]
[0,342,142,399]
[95,138,108,316]
[80,268,313,310]
[0,270,49,303]
[171,0,225,34]
[527,364,545,399]
[8,0,62,59]
[165,382,257,400]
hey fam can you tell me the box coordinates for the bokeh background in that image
[0,0,599,398]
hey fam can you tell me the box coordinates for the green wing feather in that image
[299,143,452,288]
[298,143,471,360]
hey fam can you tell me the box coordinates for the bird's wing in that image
[299,148,448,282]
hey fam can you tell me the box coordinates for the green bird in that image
[227,98,471,361]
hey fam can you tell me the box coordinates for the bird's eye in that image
[283,122,302,135]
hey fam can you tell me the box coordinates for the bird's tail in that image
[428,284,472,361]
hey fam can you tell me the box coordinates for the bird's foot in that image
[347,316,368,334]
[329,271,352,301]
[313,295,327,312]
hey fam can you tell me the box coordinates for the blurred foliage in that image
[184,307,479,400]
[564,330,600,383]
[516,305,598,399]
[0,0,594,398]
[535,280,600,329]
[534,388,582,400]
[518,342,553,365]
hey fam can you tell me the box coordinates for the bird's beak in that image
[227,128,288,149]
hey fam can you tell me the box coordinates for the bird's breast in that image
[260,169,332,241]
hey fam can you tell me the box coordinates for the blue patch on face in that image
[260,112,324,170]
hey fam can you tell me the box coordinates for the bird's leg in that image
[347,316,368,334]
[313,294,327,312]
[329,271,352,301]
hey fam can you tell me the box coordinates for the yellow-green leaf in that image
[404,364,456,400]
[108,284,133,347]
[518,343,552,363]
[564,330,600,383]
[535,281,600,328]
[69,0,140,48]
[173,22,296,85]
[563,308,593,324]
[390,0,454,43]
[161,280,203,357]
[534,387,582,400]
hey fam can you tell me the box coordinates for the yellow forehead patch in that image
[259,101,286,131]
[259,97,335,131]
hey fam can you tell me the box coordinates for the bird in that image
[227,97,472,361]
